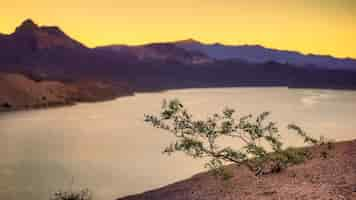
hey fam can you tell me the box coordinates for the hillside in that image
[118,140,356,200]
[0,73,133,111]
[96,43,213,65]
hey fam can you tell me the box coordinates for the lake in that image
[1,87,356,200]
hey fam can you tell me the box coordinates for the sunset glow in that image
[2,0,356,58]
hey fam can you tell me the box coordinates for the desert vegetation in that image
[145,99,330,177]
[50,189,92,200]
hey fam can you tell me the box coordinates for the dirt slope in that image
[118,140,356,200]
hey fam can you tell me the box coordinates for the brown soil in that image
[118,140,356,200]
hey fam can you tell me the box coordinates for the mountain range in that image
[1,19,356,110]
[174,39,356,71]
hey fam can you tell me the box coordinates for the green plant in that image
[144,99,327,177]
[51,189,92,200]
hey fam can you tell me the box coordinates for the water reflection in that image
[0,88,356,200]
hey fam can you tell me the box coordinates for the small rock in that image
[261,190,277,196]
[352,186,356,192]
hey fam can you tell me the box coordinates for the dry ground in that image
[118,140,356,200]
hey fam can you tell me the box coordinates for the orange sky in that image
[1,0,356,58]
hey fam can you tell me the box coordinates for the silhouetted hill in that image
[0,19,85,64]
[13,19,86,49]
[0,19,134,82]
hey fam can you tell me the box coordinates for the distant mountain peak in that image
[175,38,201,45]
[8,18,86,50]
[15,19,39,33]
[21,19,37,27]
[14,19,64,36]
[240,44,265,48]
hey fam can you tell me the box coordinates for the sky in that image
[1,0,356,58]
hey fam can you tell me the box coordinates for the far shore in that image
[2,81,356,114]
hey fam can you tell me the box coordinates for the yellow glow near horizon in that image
[1,0,356,58]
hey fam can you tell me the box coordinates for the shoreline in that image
[2,85,356,114]
[0,93,135,114]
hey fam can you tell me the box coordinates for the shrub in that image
[50,189,92,200]
[144,99,327,177]
[1,102,12,108]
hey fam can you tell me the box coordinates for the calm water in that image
[1,87,356,200]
